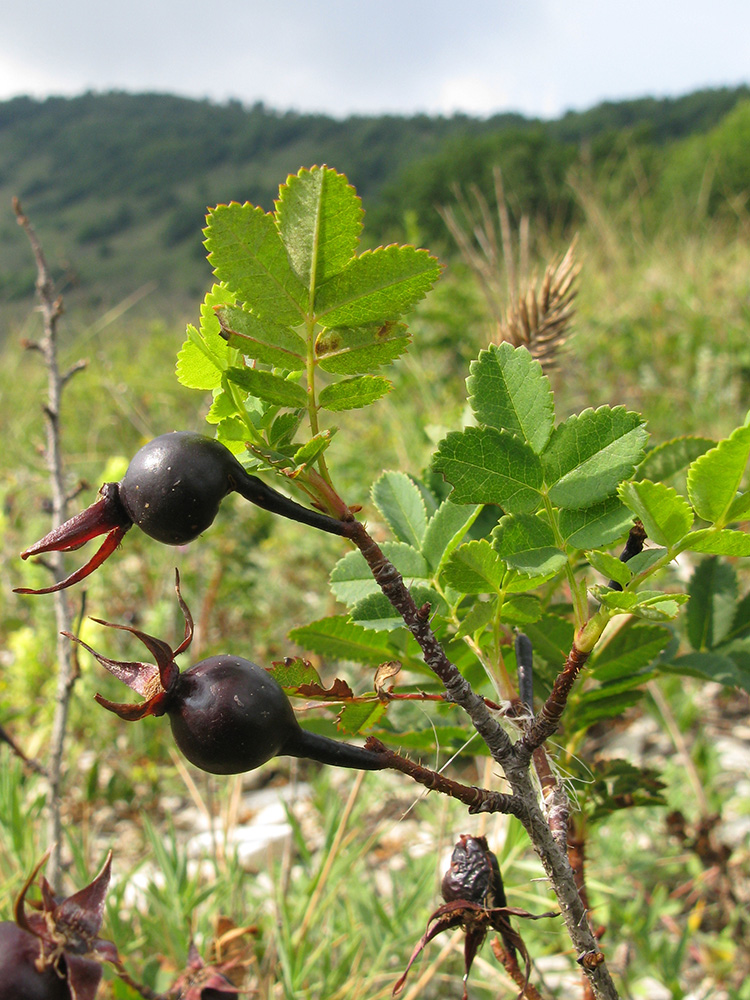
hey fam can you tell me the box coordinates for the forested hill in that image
[1,85,748,308]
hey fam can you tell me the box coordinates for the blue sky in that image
[3,1,749,119]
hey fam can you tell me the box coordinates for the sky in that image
[2,0,749,120]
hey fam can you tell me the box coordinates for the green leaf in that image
[618,480,694,548]
[226,367,308,408]
[661,651,750,692]
[288,615,396,666]
[726,491,750,522]
[350,586,443,631]
[590,623,672,681]
[542,406,648,510]
[686,557,737,651]
[270,412,302,448]
[315,245,442,326]
[501,594,543,625]
[558,497,634,549]
[626,548,668,576]
[636,436,714,482]
[571,691,646,733]
[524,614,575,668]
[441,539,507,594]
[492,514,566,578]
[371,471,428,548]
[455,599,497,639]
[384,725,488,755]
[317,375,391,411]
[338,699,386,734]
[421,499,482,572]
[687,423,750,525]
[593,588,688,621]
[432,427,544,511]
[205,202,308,324]
[727,593,750,643]
[586,549,632,588]
[276,166,363,288]
[215,304,306,368]
[330,542,432,605]
[206,382,239,425]
[293,430,336,466]
[681,528,750,556]
[467,343,554,453]
[267,657,322,689]
[316,322,411,374]
[176,285,234,390]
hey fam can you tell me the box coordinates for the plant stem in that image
[346,515,621,999]
[14,199,83,891]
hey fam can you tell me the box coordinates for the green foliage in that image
[178,167,441,489]
[7,154,750,998]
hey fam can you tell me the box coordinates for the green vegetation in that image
[2,92,750,997]
[1,85,749,308]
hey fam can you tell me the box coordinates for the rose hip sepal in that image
[16,431,356,595]
[166,941,240,1000]
[393,835,557,1000]
[65,572,388,776]
[0,849,119,1000]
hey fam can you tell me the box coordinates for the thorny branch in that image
[345,516,622,1000]
[13,198,86,890]
[364,738,523,817]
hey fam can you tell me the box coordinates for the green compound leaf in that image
[338,699,387,735]
[501,594,543,625]
[350,586,444,631]
[593,588,689,621]
[205,202,308,325]
[176,284,234,390]
[315,245,442,326]
[276,166,363,289]
[315,322,411,374]
[524,614,575,668]
[317,375,391,411]
[492,513,566,578]
[267,657,323,690]
[371,471,428,548]
[455,599,498,639]
[558,497,634,549]
[726,491,750,522]
[618,480,694,548]
[226,367,308,408]
[288,615,397,666]
[686,557,737,651]
[432,426,544,511]
[589,623,672,681]
[681,528,750,556]
[571,691,647,733]
[467,343,554,454]
[661,651,750,693]
[293,430,336,467]
[421,499,482,573]
[586,549,632,588]
[687,423,750,526]
[542,406,648,510]
[441,539,507,594]
[215,304,306,368]
[331,541,432,605]
[636,436,714,482]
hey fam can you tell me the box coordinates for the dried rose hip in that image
[0,851,118,1000]
[17,431,354,594]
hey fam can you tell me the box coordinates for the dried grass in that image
[439,166,579,370]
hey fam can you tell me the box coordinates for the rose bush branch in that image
[13,198,87,889]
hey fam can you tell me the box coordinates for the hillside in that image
[1,85,748,310]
